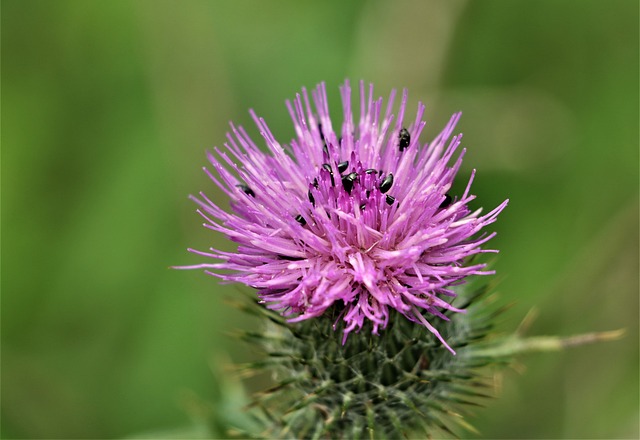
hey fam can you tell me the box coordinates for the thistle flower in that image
[180,81,507,355]
[176,82,620,439]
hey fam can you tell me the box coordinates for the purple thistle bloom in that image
[179,81,507,354]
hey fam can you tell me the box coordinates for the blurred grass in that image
[2,0,638,438]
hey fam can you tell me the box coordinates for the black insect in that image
[278,254,303,261]
[308,190,315,206]
[321,163,335,185]
[380,173,394,193]
[440,193,452,209]
[295,214,307,226]
[385,195,395,205]
[365,168,377,175]
[235,183,255,197]
[337,160,349,173]
[359,203,366,211]
[342,172,358,194]
[399,128,411,151]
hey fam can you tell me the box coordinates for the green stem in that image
[468,329,625,358]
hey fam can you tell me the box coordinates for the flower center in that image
[299,159,396,225]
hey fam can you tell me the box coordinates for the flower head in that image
[181,81,507,354]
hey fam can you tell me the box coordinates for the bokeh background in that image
[3,0,638,438]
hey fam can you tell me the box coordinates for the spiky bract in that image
[240,283,507,440]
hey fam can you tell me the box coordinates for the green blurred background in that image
[3,0,638,438]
